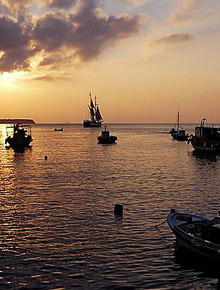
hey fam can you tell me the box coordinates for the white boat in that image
[167,209,220,263]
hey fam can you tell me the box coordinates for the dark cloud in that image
[155,33,195,44]
[0,46,37,72]
[0,16,28,50]
[33,13,70,51]
[0,16,37,72]
[68,0,141,60]
[43,0,77,9]
[38,53,74,70]
[0,0,142,74]
[33,0,141,61]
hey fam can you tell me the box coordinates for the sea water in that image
[0,123,220,289]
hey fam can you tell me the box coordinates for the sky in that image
[0,0,220,123]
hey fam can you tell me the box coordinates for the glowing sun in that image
[2,71,10,80]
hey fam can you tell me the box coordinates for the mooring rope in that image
[155,219,167,229]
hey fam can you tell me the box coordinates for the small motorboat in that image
[97,126,117,144]
[54,128,63,131]
[5,123,33,151]
[167,209,220,263]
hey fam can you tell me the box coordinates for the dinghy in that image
[167,209,220,262]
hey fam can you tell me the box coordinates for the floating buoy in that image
[44,155,48,160]
[114,204,123,217]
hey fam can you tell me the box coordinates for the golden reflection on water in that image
[0,125,16,192]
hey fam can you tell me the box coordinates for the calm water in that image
[0,123,220,289]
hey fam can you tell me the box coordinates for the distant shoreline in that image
[0,119,36,124]
[36,122,219,125]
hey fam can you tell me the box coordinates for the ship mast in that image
[89,92,95,122]
[177,110,180,131]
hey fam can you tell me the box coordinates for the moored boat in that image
[170,111,188,141]
[54,128,63,131]
[167,209,220,263]
[97,126,117,144]
[190,118,220,153]
[83,93,103,127]
[5,124,33,151]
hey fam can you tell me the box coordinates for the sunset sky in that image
[0,0,219,123]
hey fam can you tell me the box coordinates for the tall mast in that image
[177,110,180,131]
[95,95,97,110]
[89,92,95,122]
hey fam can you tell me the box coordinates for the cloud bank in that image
[0,0,142,73]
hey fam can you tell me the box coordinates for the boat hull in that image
[171,134,189,141]
[170,129,188,141]
[5,135,32,150]
[97,136,117,144]
[83,120,102,128]
[191,136,220,154]
[167,210,220,263]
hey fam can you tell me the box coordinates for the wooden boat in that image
[190,118,220,153]
[5,124,33,150]
[83,93,103,127]
[54,128,63,131]
[170,111,188,141]
[97,126,117,144]
[167,209,220,263]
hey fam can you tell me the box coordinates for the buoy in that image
[44,155,48,160]
[114,204,123,217]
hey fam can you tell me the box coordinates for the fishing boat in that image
[170,111,188,141]
[97,126,117,144]
[167,209,220,263]
[54,128,63,131]
[190,118,220,153]
[83,93,103,127]
[5,124,33,150]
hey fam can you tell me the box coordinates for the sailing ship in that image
[83,93,103,127]
[170,111,188,141]
[190,118,220,153]
[5,123,33,151]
